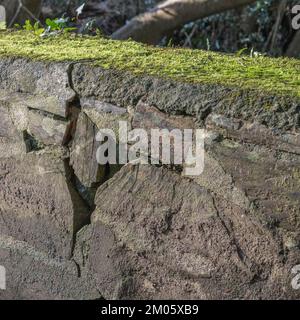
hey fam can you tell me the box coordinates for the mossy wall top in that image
[0,31,299,97]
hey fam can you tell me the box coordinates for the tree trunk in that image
[286,31,300,58]
[0,0,42,27]
[112,0,257,44]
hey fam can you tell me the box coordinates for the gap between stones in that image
[64,63,124,277]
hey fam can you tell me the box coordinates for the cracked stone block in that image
[206,113,300,154]
[132,101,195,131]
[0,59,75,117]
[70,111,124,206]
[0,99,28,157]
[0,235,101,300]
[81,98,128,137]
[0,147,90,259]
[0,90,76,148]
[74,223,128,300]
[27,110,69,146]
[131,101,196,165]
[188,135,300,250]
[206,139,300,238]
[187,149,250,210]
[70,112,104,189]
[74,164,299,299]
[206,113,242,131]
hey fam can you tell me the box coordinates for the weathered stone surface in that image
[26,110,68,146]
[72,63,300,132]
[131,101,196,165]
[70,109,124,205]
[70,112,105,206]
[206,113,300,155]
[74,164,300,299]
[82,98,127,116]
[188,135,300,258]
[81,97,128,136]
[74,223,130,300]
[206,140,300,238]
[188,149,250,210]
[0,147,90,259]
[0,106,27,156]
[132,101,195,131]
[0,235,100,300]
[0,137,27,159]
[0,58,75,117]
[1,57,300,300]
[0,90,77,148]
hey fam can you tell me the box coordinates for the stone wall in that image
[0,57,300,299]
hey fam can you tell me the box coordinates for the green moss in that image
[0,31,299,97]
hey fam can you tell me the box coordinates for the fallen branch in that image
[112,0,257,44]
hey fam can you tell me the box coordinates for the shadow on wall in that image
[0,5,5,29]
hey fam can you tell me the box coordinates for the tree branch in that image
[112,0,257,44]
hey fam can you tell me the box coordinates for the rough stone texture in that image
[203,140,300,239]
[206,113,300,155]
[70,112,102,189]
[132,101,195,132]
[26,110,69,146]
[80,98,129,141]
[132,101,197,165]
[74,223,129,300]
[0,58,74,117]
[71,98,128,187]
[0,106,27,157]
[70,110,124,206]
[74,164,300,299]
[0,57,300,300]
[0,89,76,148]
[72,63,300,132]
[0,234,100,300]
[0,148,90,259]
